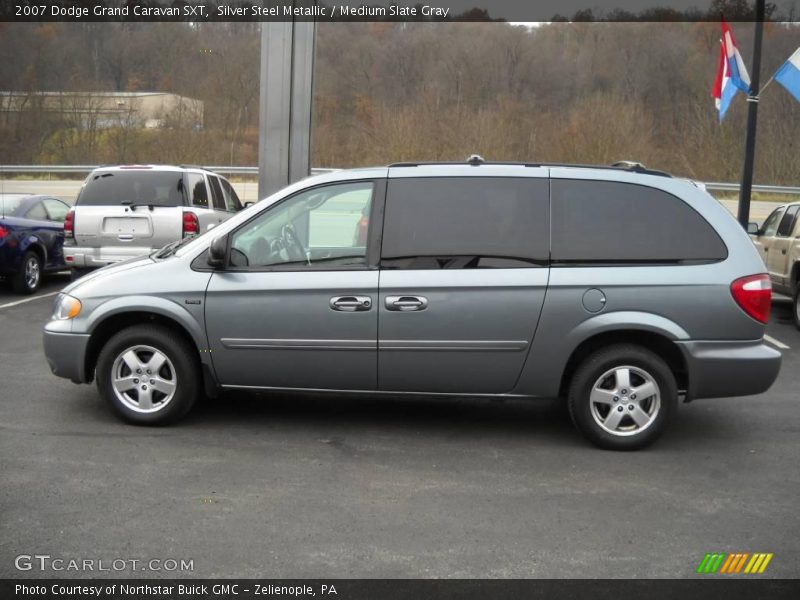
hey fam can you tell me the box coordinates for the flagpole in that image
[737,0,766,228]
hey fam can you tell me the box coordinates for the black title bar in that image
[2,0,799,23]
[3,579,800,600]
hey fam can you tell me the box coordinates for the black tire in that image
[567,344,677,451]
[95,325,200,425]
[792,282,800,331]
[70,268,93,282]
[12,251,42,294]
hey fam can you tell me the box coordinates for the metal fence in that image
[1,165,799,196]
[0,165,338,177]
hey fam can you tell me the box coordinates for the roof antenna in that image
[467,154,485,166]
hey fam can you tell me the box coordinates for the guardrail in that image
[703,182,800,195]
[1,165,799,195]
[0,165,337,177]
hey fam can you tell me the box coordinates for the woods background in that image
[1,17,799,183]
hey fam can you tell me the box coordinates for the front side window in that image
[776,205,800,237]
[551,180,727,263]
[229,181,374,269]
[219,178,243,212]
[43,198,69,222]
[761,208,784,238]
[381,177,549,269]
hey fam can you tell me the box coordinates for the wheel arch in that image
[21,239,47,265]
[83,310,203,384]
[558,329,689,399]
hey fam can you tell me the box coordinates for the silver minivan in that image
[64,165,243,277]
[44,160,782,450]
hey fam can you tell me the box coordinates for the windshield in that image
[77,171,184,207]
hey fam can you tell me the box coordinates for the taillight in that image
[731,274,772,324]
[0,225,8,240]
[182,211,199,237]
[64,209,75,238]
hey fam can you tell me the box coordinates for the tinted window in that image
[43,198,69,222]
[761,208,784,237]
[551,180,727,262]
[186,173,208,208]
[208,176,227,211]
[776,205,799,237]
[381,177,549,268]
[26,201,47,220]
[230,181,374,269]
[77,171,184,207]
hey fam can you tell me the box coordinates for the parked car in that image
[64,165,243,279]
[44,159,781,450]
[0,194,70,294]
[748,203,800,329]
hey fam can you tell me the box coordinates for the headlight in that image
[52,294,82,320]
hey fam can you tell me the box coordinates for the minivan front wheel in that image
[567,344,677,450]
[96,325,199,425]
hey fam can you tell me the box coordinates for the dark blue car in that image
[0,194,70,294]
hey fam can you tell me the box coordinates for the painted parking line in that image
[764,334,790,350]
[0,290,59,310]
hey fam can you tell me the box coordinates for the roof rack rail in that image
[178,164,208,170]
[387,157,671,178]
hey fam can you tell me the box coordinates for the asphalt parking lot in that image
[1,275,798,579]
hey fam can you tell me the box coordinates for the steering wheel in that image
[280,223,305,262]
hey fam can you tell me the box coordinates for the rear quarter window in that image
[551,180,727,263]
[77,171,185,207]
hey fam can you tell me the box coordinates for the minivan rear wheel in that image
[567,344,677,450]
[96,325,199,425]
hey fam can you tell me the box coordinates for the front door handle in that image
[385,295,428,311]
[330,295,372,312]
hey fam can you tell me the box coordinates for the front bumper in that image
[43,327,91,384]
[65,245,152,268]
[678,339,782,401]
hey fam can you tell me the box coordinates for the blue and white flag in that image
[774,48,800,103]
[712,19,751,121]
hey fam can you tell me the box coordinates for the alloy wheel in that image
[111,345,177,413]
[589,365,661,437]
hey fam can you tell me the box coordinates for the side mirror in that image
[207,234,228,268]
[747,222,760,235]
[243,201,255,209]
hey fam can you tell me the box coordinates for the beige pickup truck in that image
[749,202,800,329]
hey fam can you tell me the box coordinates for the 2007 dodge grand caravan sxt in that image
[43,159,782,450]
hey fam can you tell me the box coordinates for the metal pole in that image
[258,14,293,200]
[737,0,766,227]
[257,2,317,200]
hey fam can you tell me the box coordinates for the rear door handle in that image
[330,295,372,312]
[385,296,428,311]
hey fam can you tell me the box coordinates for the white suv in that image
[64,165,243,278]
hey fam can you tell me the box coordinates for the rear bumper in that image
[43,327,90,384]
[65,245,152,268]
[678,340,782,401]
